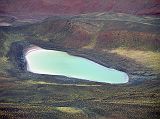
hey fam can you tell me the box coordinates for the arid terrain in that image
[0,1,160,119]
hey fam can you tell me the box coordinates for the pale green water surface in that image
[25,49,129,84]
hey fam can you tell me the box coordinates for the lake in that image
[25,48,129,84]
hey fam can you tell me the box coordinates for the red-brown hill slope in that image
[0,0,160,19]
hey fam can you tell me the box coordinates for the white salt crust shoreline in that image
[25,46,43,56]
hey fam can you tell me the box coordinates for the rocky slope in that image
[1,0,160,17]
[1,0,160,26]
[0,10,160,119]
[0,13,159,82]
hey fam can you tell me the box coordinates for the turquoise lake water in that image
[25,49,129,84]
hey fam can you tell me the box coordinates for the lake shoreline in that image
[8,40,158,85]
[25,46,129,84]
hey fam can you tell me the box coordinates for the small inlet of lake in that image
[25,47,129,84]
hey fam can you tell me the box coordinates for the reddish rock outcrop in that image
[0,0,159,19]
